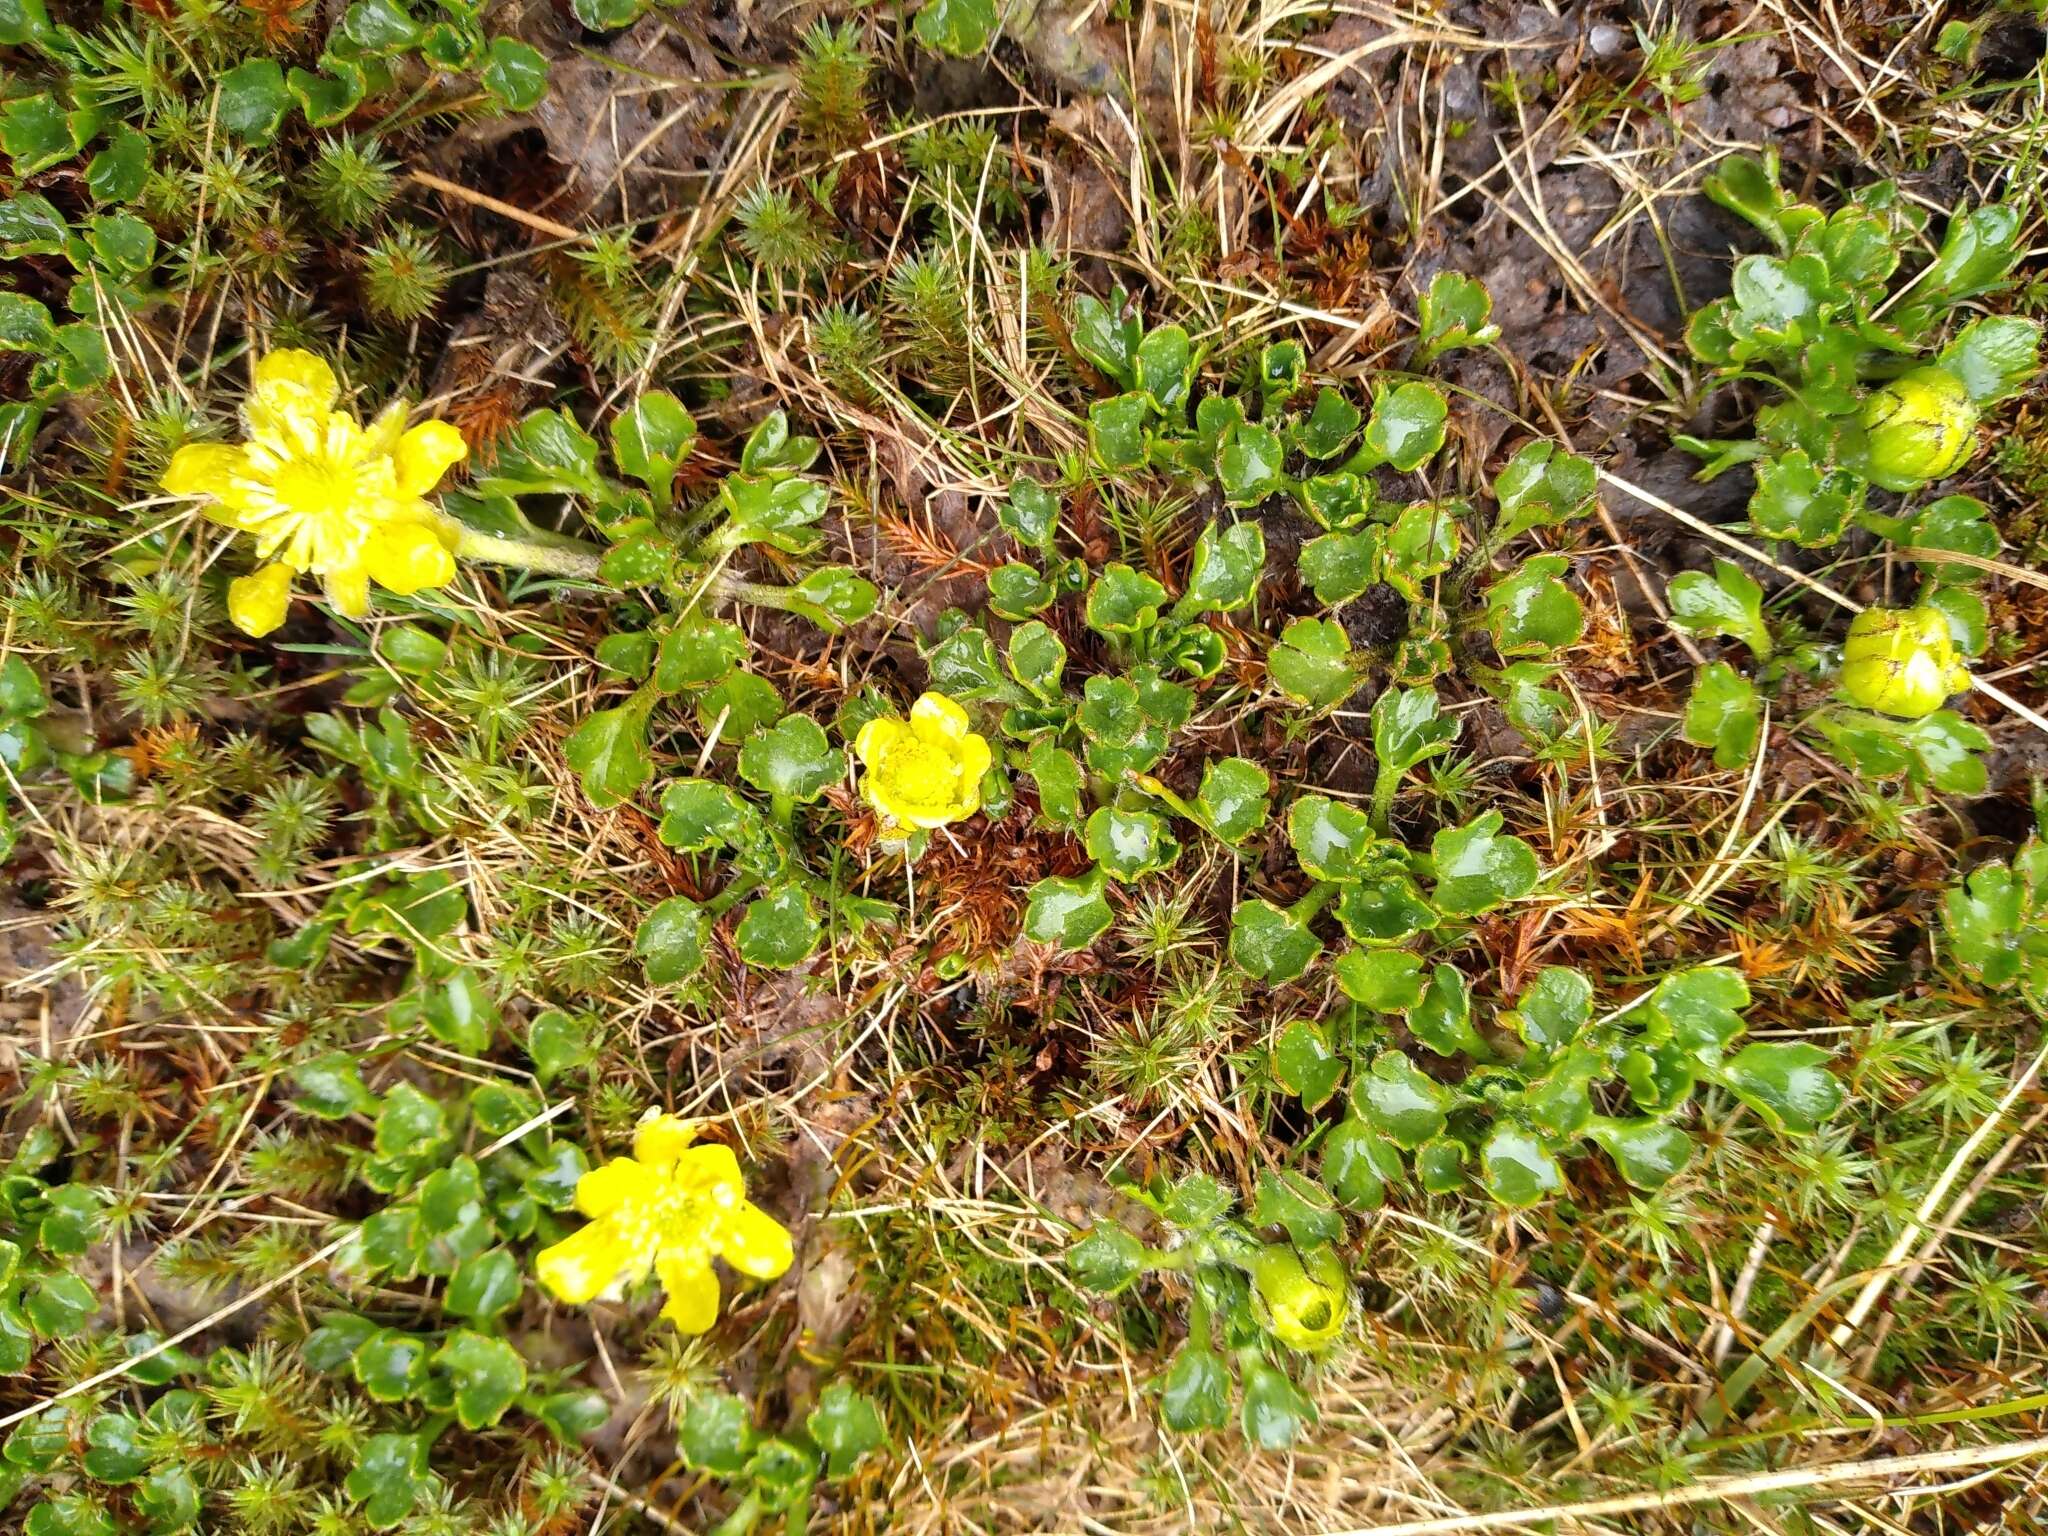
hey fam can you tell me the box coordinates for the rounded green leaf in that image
[1333,948,1424,1011]
[1587,1118,1695,1190]
[1023,869,1113,949]
[1273,1020,1343,1109]
[1160,1345,1230,1432]
[1479,1123,1564,1207]
[1084,806,1180,883]
[217,59,290,144]
[1353,1050,1452,1147]
[1288,795,1378,882]
[636,894,708,984]
[735,885,822,968]
[433,1330,527,1431]
[1193,757,1270,844]
[1363,380,1447,471]
[737,714,845,803]
[1228,898,1322,985]
[1267,617,1357,710]
[1430,811,1539,916]
[1086,563,1168,636]
[1068,1223,1147,1293]
[1485,554,1584,656]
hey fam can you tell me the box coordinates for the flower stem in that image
[453,528,605,581]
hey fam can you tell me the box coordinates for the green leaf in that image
[610,392,696,503]
[1258,340,1305,405]
[1430,812,1539,916]
[1135,323,1193,410]
[84,127,149,205]
[0,93,74,176]
[218,59,290,144]
[914,0,999,55]
[1914,203,2025,306]
[807,1382,888,1477]
[1415,271,1500,362]
[1005,621,1066,697]
[1485,554,1584,656]
[1072,291,1140,386]
[636,895,709,984]
[1085,563,1167,636]
[1216,419,1286,506]
[1703,151,1800,250]
[0,0,50,46]
[294,1051,376,1119]
[1193,757,1270,844]
[345,1433,432,1529]
[289,66,367,128]
[1229,897,1322,985]
[697,670,784,739]
[653,617,746,691]
[353,1329,429,1402]
[1353,1049,1452,1146]
[433,1330,526,1430]
[1586,1118,1694,1190]
[987,563,1056,620]
[135,1463,200,1530]
[1749,450,1856,547]
[1251,1168,1342,1246]
[1815,708,1989,794]
[1273,1020,1343,1109]
[1493,440,1596,543]
[1361,381,1447,472]
[1068,1223,1147,1293]
[1409,962,1490,1058]
[1683,661,1762,770]
[82,1412,148,1483]
[678,1390,753,1474]
[445,1248,521,1321]
[1299,529,1382,606]
[564,695,654,808]
[1667,558,1771,659]
[1507,967,1592,1053]
[1022,869,1113,949]
[1381,500,1462,600]
[1478,1123,1564,1207]
[1720,1042,1843,1133]
[1322,1118,1396,1208]
[1267,617,1357,709]
[1333,948,1424,1011]
[1240,1360,1314,1450]
[1299,471,1370,530]
[1937,315,2041,405]
[422,969,498,1054]
[1001,478,1061,553]
[481,37,549,111]
[657,779,753,852]
[1648,967,1749,1056]
[1372,685,1458,784]
[1088,393,1151,471]
[734,884,821,967]
[0,293,54,355]
[1176,521,1264,615]
[1288,795,1379,883]
[737,714,844,803]
[715,474,829,555]
[1334,874,1436,944]
[1084,806,1179,883]
[1025,743,1084,829]
[1160,1346,1231,1432]
[570,0,642,25]
[1298,387,1362,458]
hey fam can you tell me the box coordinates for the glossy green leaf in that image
[218,59,290,144]
[1353,1049,1452,1146]
[1086,563,1167,635]
[1415,270,1500,362]
[1430,812,1539,916]
[481,36,549,110]
[1267,617,1356,710]
[1217,420,1285,506]
[1160,1345,1230,1432]
[738,714,844,803]
[1251,1168,1342,1246]
[1177,521,1265,615]
[1508,967,1592,1053]
[1273,1020,1343,1109]
[433,1330,526,1430]
[564,696,654,808]
[808,1382,888,1477]
[1667,559,1771,659]
[1022,869,1113,949]
[445,1248,521,1321]
[1084,806,1179,883]
[1361,380,1448,472]
[1587,1118,1695,1190]
[914,0,999,55]
[1485,554,1584,656]
[1478,1123,1564,1207]
[1228,897,1322,985]
[678,1390,753,1474]
[735,885,821,967]
[636,894,709,984]
[1721,1042,1843,1133]
[1333,948,1424,1011]
[1193,757,1270,844]
[1288,795,1378,883]
[1299,529,1381,606]
[1067,1223,1146,1293]
[1683,661,1762,770]
[1089,393,1151,471]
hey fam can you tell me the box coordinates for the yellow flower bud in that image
[1840,605,1971,718]
[853,691,993,833]
[1856,367,1977,492]
[1251,1243,1349,1350]
[227,563,294,639]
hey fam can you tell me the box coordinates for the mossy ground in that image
[5,1,2048,1533]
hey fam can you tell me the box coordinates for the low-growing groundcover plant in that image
[5,0,2048,1532]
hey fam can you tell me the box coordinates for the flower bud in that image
[1856,367,1977,492]
[1841,605,1971,718]
[1251,1243,1349,1349]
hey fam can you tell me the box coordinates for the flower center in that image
[886,741,954,805]
[269,456,363,524]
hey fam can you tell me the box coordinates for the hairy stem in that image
[453,528,605,581]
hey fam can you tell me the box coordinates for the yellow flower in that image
[536,1113,793,1333]
[1840,604,1972,719]
[853,691,993,833]
[1251,1243,1349,1350]
[161,350,469,637]
[1856,367,1977,492]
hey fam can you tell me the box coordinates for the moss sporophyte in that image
[536,1113,792,1333]
[161,350,601,636]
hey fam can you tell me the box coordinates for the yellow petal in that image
[954,733,992,811]
[323,567,370,619]
[252,349,337,414]
[394,419,469,496]
[853,716,907,770]
[362,400,408,456]
[536,1220,631,1305]
[719,1200,794,1280]
[674,1141,744,1203]
[656,1253,721,1333]
[910,691,970,744]
[360,520,456,596]
[573,1156,659,1219]
[227,563,294,638]
[632,1113,698,1169]
[163,443,245,500]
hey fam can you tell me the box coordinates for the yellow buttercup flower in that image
[536,1113,793,1333]
[161,350,469,637]
[1251,1243,1349,1350]
[853,691,993,833]
[1841,605,1971,719]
